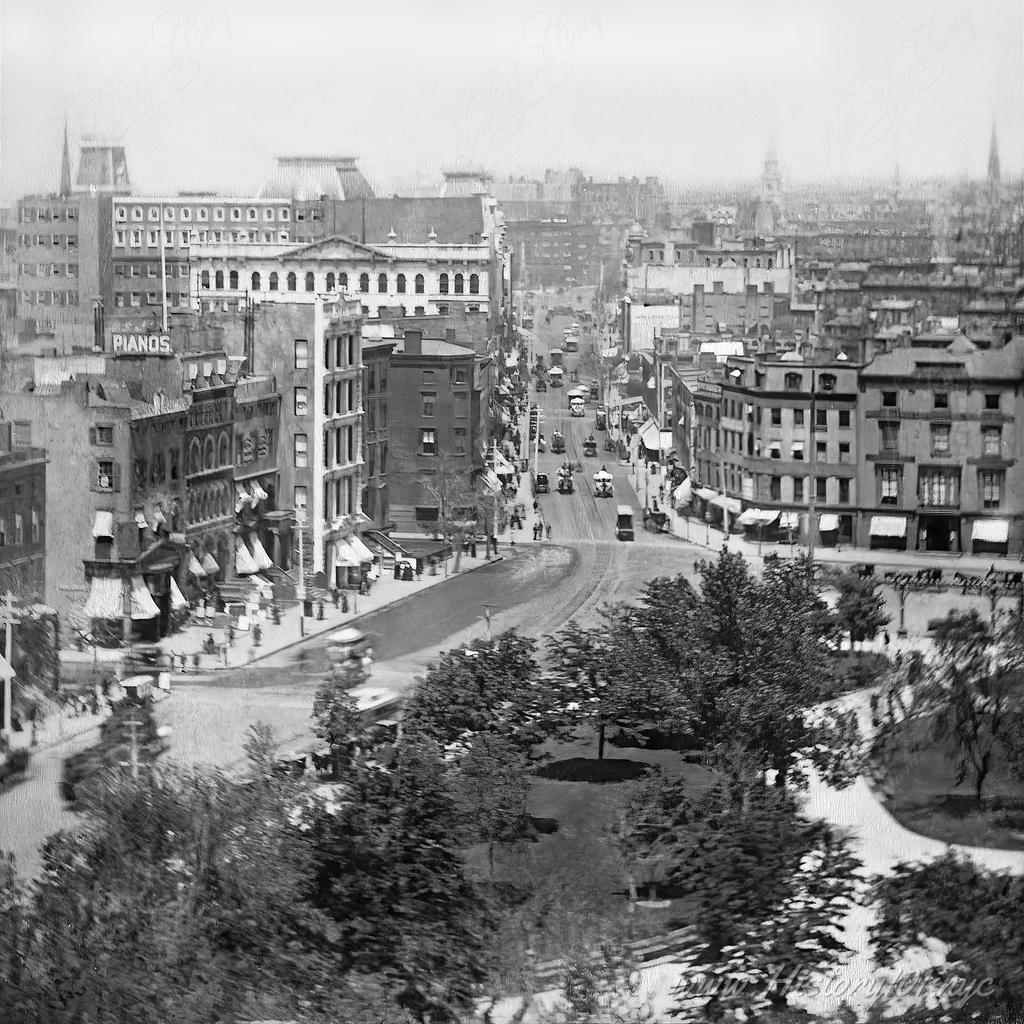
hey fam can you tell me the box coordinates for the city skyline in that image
[1,0,1021,203]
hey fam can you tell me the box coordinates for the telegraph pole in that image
[0,592,18,740]
[807,369,817,565]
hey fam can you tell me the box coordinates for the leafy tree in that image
[404,630,569,758]
[308,736,494,1022]
[911,611,1024,804]
[871,853,1024,1021]
[452,733,531,878]
[620,769,861,1020]
[833,570,890,647]
[312,682,367,779]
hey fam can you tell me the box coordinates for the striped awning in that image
[130,577,159,620]
[235,538,259,576]
[248,533,274,571]
[169,576,189,611]
[188,553,207,578]
[82,577,123,619]
[201,553,220,575]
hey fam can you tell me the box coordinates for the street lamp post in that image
[294,506,307,602]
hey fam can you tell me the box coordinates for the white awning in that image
[972,519,1009,543]
[710,494,742,514]
[247,574,275,595]
[187,553,207,578]
[169,576,189,611]
[248,533,274,571]
[334,539,362,568]
[235,484,252,513]
[638,419,673,453]
[83,576,123,619]
[818,513,840,532]
[481,469,502,494]
[673,479,693,506]
[130,576,160,620]
[736,508,760,527]
[235,538,259,575]
[870,515,907,538]
[134,511,148,529]
[737,508,780,527]
[768,441,781,452]
[349,534,375,562]
[201,553,220,575]
[92,510,114,539]
[779,512,801,530]
[695,486,719,502]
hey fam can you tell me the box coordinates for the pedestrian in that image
[533,499,539,513]
[471,540,478,558]
[546,523,552,540]
[883,630,891,648]
[341,591,349,614]
[492,535,499,553]
[226,624,235,648]
[331,588,340,609]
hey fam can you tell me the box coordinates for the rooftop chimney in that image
[404,328,423,355]
[445,328,456,344]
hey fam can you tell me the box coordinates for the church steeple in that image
[987,121,1001,187]
[59,120,72,197]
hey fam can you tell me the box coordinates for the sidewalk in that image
[623,449,1024,577]
[155,549,512,678]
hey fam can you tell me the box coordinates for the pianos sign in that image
[111,333,173,357]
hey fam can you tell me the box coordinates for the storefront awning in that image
[334,539,362,568]
[779,512,801,530]
[673,479,693,507]
[201,553,220,575]
[870,515,907,538]
[349,534,375,562]
[248,533,274,571]
[481,469,502,494]
[710,494,742,514]
[134,511,148,529]
[638,419,673,453]
[83,576,123,619]
[972,519,1009,543]
[188,553,207,578]
[235,539,259,576]
[236,484,252,513]
[737,508,780,527]
[818,513,840,532]
[92,511,114,539]
[695,486,719,502]
[130,576,159,620]
[169,576,189,611]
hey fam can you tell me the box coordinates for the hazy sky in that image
[1,0,1021,202]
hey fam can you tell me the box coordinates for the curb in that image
[169,555,510,677]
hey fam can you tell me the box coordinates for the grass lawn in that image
[878,713,1024,851]
[473,726,716,991]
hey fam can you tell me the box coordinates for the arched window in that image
[214,270,224,289]
[704,258,711,267]
[201,270,210,289]
[187,438,202,475]
[269,272,278,291]
[326,272,335,291]
[414,273,424,293]
[768,258,774,269]
[359,273,369,293]
[439,273,449,294]
[229,270,238,289]
[378,273,388,293]
[218,432,230,466]
[203,436,215,471]
[469,273,479,294]
[755,259,761,268]
[286,272,296,291]
[339,272,348,289]
[251,271,261,291]
[305,271,315,292]
[396,273,406,293]
[454,273,464,294]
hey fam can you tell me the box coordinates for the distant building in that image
[258,156,375,202]
[361,338,395,532]
[0,432,46,601]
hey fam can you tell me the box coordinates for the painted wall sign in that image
[111,333,173,357]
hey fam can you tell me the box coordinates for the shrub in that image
[7,748,30,774]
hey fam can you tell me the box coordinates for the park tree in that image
[871,853,1024,1021]
[312,682,368,780]
[307,736,494,1022]
[908,611,1024,805]
[404,630,569,758]
[452,732,531,878]
[833,570,890,647]
[620,768,861,1020]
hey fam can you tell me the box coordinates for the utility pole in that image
[807,369,817,565]
[295,506,307,638]
[0,592,19,740]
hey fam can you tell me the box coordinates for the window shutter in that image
[89,427,97,445]
[117,521,140,560]
[111,464,121,492]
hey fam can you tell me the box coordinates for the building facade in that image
[0,437,47,601]
[361,339,394,532]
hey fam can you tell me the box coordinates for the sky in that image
[1,0,1021,202]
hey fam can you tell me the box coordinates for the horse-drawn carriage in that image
[582,435,598,457]
[557,465,574,495]
[593,468,613,498]
[644,509,670,533]
[551,431,566,455]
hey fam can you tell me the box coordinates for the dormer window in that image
[819,374,836,392]
[784,372,802,391]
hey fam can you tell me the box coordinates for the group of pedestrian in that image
[532,520,552,541]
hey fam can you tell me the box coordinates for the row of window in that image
[765,407,853,428]
[200,269,481,295]
[878,467,1004,508]
[0,510,41,546]
[877,422,1002,457]
[19,263,78,277]
[114,292,185,308]
[419,391,469,418]
[21,290,79,306]
[292,428,357,469]
[291,336,359,372]
[116,205,291,224]
[115,263,190,278]
[881,390,1003,412]
[16,234,78,248]
[116,228,290,248]
[323,475,358,523]
[19,207,77,222]
[418,427,469,456]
